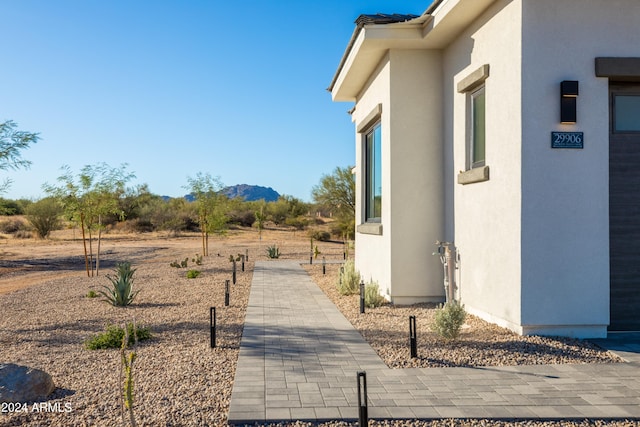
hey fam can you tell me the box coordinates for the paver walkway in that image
[228,261,640,424]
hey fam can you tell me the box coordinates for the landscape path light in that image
[210,307,216,348]
[225,280,230,307]
[409,315,418,358]
[359,280,365,314]
[357,371,368,426]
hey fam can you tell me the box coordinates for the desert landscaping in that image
[0,224,638,427]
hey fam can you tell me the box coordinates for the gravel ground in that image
[304,264,623,368]
[1,234,637,427]
[0,241,257,427]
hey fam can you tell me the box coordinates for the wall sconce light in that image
[560,80,579,124]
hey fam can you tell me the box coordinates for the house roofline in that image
[328,0,498,101]
[327,13,422,93]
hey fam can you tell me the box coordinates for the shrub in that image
[13,230,33,239]
[191,254,203,265]
[170,258,189,268]
[309,230,331,241]
[266,244,280,259]
[85,323,151,350]
[364,281,385,308]
[87,290,98,298]
[99,262,139,307]
[431,302,467,341]
[0,218,26,234]
[337,260,360,295]
[186,269,201,279]
[285,216,309,230]
[25,197,62,239]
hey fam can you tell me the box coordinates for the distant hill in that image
[222,184,280,202]
[163,184,280,202]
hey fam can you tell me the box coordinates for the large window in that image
[470,86,486,169]
[365,123,382,221]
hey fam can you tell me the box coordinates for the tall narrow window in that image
[471,86,486,168]
[365,123,382,221]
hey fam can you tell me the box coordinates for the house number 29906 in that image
[551,131,584,149]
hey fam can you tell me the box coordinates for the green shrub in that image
[364,281,385,308]
[186,269,201,279]
[337,260,360,295]
[309,230,331,241]
[99,262,139,307]
[266,244,280,259]
[87,290,98,298]
[170,257,189,268]
[25,197,62,239]
[85,323,151,350]
[431,302,467,341]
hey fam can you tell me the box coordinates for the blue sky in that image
[2,1,429,202]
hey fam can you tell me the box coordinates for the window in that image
[613,94,640,132]
[456,64,490,185]
[470,87,486,168]
[365,123,382,221]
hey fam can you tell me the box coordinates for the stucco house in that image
[329,0,640,338]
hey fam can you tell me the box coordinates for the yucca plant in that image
[99,262,139,307]
[266,244,280,259]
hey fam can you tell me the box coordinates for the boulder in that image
[0,363,55,403]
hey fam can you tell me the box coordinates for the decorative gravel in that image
[0,241,255,426]
[304,263,623,369]
[1,233,636,427]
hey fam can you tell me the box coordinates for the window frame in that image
[470,86,486,169]
[456,64,490,185]
[364,122,382,223]
[612,91,640,134]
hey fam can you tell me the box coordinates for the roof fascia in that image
[329,23,425,101]
[329,0,498,101]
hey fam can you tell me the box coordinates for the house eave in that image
[329,0,498,102]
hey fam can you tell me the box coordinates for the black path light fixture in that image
[409,315,418,359]
[210,307,216,348]
[560,80,579,124]
[357,371,368,426]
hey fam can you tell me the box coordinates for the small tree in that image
[254,201,266,241]
[43,163,135,276]
[312,166,355,239]
[0,120,40,194]
[184,173,226,256]
[25,197,62,238]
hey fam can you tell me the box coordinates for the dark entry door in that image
[610,82,640,331]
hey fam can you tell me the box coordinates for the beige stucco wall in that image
[353,50,445,303]
[444,0,524,331]
[518,0,640,337]
[388,49,444,304]
[353,57,392,297]
[340,0,639,337]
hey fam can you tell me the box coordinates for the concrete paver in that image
[228,261,640,424]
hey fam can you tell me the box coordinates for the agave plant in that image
[99,262,139,307]
[266,244,280,259]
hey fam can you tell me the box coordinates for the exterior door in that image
[609,82,640,331]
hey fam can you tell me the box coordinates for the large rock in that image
[0,363,55,403]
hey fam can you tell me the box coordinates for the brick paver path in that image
[228,261,640,424]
